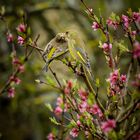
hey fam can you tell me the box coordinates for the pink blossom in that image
[70,128,79,138]
[47,133,55,140]
[67,80,73,89]
[12,58,21,65]
[101,119,116,133]
[7,33,14,43]
[14,77,21,85]
[85,131,90,138]
[16,23,26,32]
[64,87,70,94]
[54,106,63,116]
[10,76,21,85]
[18,65,25,73]
[122,15,129,28]
[77,114,81,119]
[107,19,118,30]
[102,43,112,53]
[120,74,127,83]
[17,36,24,45]
[78,89,88,101]
[8,87,15,98]
[56,97,63,106]
[133,42,140,58]
[107,70,119,85]
[90,104,103,117]
[131,30,137,37]
[133,12,140,23]
[92,22,100,31]
[76,120,82,127]
[78,101,89,113]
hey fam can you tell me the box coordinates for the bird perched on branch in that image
[42,31,94,82]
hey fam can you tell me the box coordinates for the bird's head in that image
[55,33,67,43]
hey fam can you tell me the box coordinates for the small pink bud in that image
[56,97,63,106]
[7,33,14,43]
[16,23,26,32]
[12,58,21,65]
[102,43,112,52]
[76,120,81,127]
[17,36,24,45]
[64,87,70,94]
[47,133,55,140]
[8,87,15,98]
[92,22,100,31]
[14,77,21,85]
[18,65,25,73]
[131,30,137,37]
[120,74,127,83]
[70,128,79,138]
[67,80,73,89]
[54,106,63,116]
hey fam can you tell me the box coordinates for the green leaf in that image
[115,40,129,55]
[27,27,31,36]
[45,103,53,112]
[35,79,41,84]
[45,75,56,86]
[49,117,61,125]
[95,78,100,88]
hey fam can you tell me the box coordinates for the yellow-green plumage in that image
[43,31,94,81]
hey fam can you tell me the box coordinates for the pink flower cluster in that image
[90,104,103,117]
[107,18,119,30]
[133,12,140,23]
[10,75,21,85]
[101,119,116,133]
[12,57,25,73]
[107,70,126,95]
[78,89,88,101]
[54,96,63,116]
[16,23,26,32]
[7,57,25,98]
[7,23,26,45]
[122,15,129,28]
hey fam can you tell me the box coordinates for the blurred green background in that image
[0,0,140,140]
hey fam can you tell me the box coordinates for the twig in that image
[118,99,140,123]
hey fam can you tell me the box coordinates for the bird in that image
[42,32,69,71]
[42,31,94,81]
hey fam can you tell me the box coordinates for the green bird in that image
[43,31,94,87]
[42,32,69,71]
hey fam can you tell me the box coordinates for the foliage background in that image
[0,0,140,139]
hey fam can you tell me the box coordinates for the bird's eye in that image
[56,35,66,43]
[65,31,69,35]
